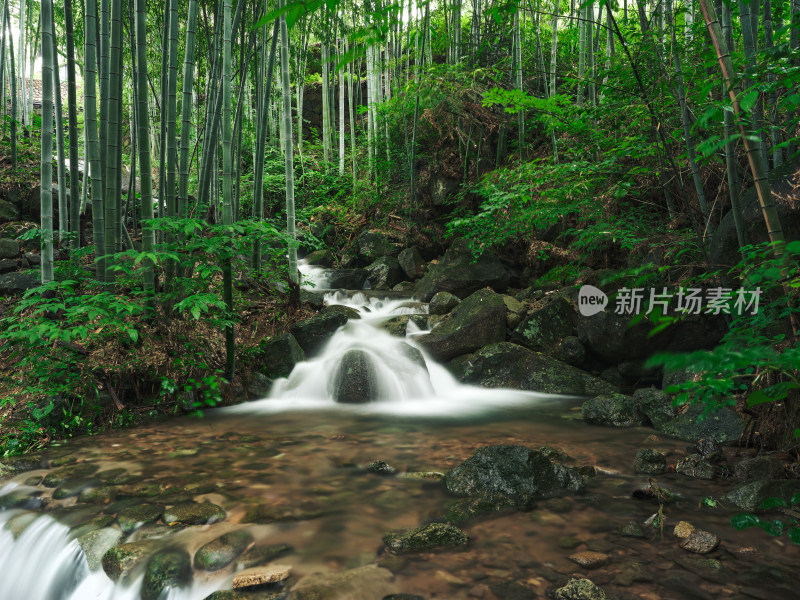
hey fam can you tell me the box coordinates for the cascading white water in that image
[0,500,225,600]
[234,290,550,416]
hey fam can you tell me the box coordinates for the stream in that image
[1,272,798,600]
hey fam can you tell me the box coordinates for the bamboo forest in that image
[0,0,800,598]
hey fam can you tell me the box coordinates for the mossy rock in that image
[117,503,164,533]
[141,549,192,600]
[102,540,160,581]
[582,393,648,428]
[444,494,521,523]
[163,502,226,526]
[78,527,124,571]
[194,530,254,571]
[383,522,469,553]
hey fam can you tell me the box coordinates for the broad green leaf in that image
[739,89,760,113]
[788,527,800,545]
[760,519,785,536]
[758,497,788,510]
[731,513,761,529]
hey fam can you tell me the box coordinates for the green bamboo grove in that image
[1,0,796,370]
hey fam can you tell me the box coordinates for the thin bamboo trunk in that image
[51,19,68,246]
[103,0,123,280]
[279,0,299,286]
[85,0,106,281]
[65,0,81,248]
[222,0,235,378]
[178,0,199,219]
[40,0,55,283]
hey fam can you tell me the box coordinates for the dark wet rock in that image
[722,479,800,511]
[676,455,717,480]
[620,521,646,538]
[23,474,42,485]
[194,530,254,571]
[633,449,667,474]
[416,289,506,361]
[656,403,744,443]
[380,315,410,337]
[0,201,19,223]
[451,342,616,396]
[383,522,469,553]
[142,549,192,600]
[0,455,44,475]
[203,592,274,600]
[633,388,675,428]
[255,333,306,378]
[397,343,428,372]
[444,494,521,523]
[289,564,397,600]
[582,393,648,427]
[323,268,369,289]
[555,336,586,366]
[512,296,575,354]
[558,535,582,549]
[0,258,17,273]
[290,311,349,356]
[397,247,426,280]
[78,527,123,571]
[695,438,726,463]
[413,245,510,302]
[445,445,584,508]
[679,530,720,554]
[0,271,39,295]
[366,256,404,290]
[554,577,608,600]
[78,485,118,504]
[247,372,272,398]
[488,582,537,600]
[52,477,101,500]
[613,561,652,586]
[102,540,160,581]
[392,281,416,292]
[735,456,785,482]
[367,460,397,475]
[305,249,334,267]
[569,551,609,568]
[235,544,293,569]
[357,230,400,262]
[428,291,461,315]
[0,237,19,258]
[383,595,425,600]
[117,503,164,533]
[163,502,225,526]
[321,304,361,320]
[577,309,667,363]
[333,349,377,404]
[600,366,624,387]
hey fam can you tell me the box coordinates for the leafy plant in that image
[731,494,800,545]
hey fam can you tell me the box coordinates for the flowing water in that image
[1,281,798,599]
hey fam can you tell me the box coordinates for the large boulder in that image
[255,333,305,379]
[365,256,403,290]
[0,271,38,295]
[450,342,617,396]
[357,230,400,262]
[710,164,800,270]
[0,238,20,259]
[289,310,349,356]
[413,244,510,301]
[333,349,377,404]
[582,393,648,427]
[445,445,585,508]
[428,291,460,315]
[397,246,426,280]
[0,199,19,222]
[416,289,506,361]
[634,387,676,428]
[321,268,369,290]
[723,479,800,511]
[511,296,576,354]
[304,249,334,267]
[656,403,745,444]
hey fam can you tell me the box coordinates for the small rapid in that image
[233,287,553,417]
